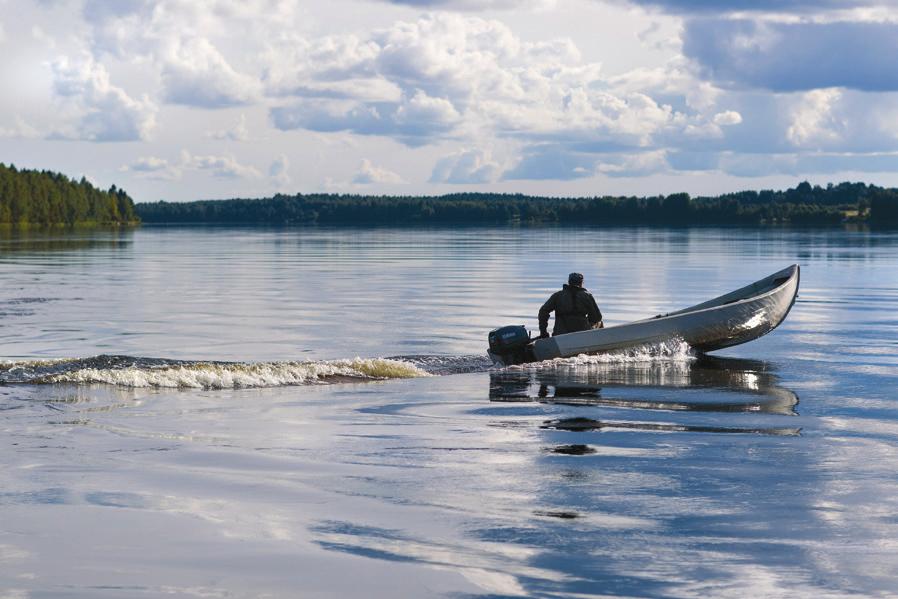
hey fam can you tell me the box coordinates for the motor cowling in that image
[487,325,534,365]
[488,325,529,353]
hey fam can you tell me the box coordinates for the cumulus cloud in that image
[83,0,269,108]
[122,150,261,180]
[30,0,898,184]
[267,13,524,119]
[395,91,461,130]
[268,13,688,155]
[206,114,249,141]
[597,150,670,177]
[787,89,844,148]
[503,145,596,180]
[71,6,757,171]
[84,0,304,57]
[713,110,743,126]
[533,90,674,147]
[682,122,722,139]
[680,88,898,156]
[119,155,180,180]
[608,60,725,115]
[263,34,386,99]
[123,156,169,171]
[0,117,41,139]
[683,19,898,92]
[430,148,502,183]
[271,102,376,133]
[372,14,523,106]
[49,55,156,142]
[273,78,403,103]
[181,151,261,178]
[271,89,460,146]
[160,38,260,108]
[681,110,743,139]
[352,159,406,184]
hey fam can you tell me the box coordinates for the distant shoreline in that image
[4,163,898,228]
[135,181,898,227]
[129,221,877,231]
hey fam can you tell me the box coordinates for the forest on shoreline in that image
[4,163,898,227]
[0,163,138,226]
[137,181,898,227]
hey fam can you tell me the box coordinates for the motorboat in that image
[487,265,800,366]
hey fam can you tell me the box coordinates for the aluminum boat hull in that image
[489,264,800,366]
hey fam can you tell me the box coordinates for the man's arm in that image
[538,293,557,337]
[586,293,603,327]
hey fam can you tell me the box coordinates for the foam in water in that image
[388,354,494,375]
[508,339,696,371]
[0,356,430,389]
[0,341,693,388]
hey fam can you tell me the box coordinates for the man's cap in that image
[568,272,584,286]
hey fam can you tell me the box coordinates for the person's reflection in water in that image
[538,381,602,405]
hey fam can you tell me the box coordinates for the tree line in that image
[137,181,898,226]
[4,163,898,227]
[0,163,138,226]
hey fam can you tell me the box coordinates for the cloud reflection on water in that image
[308,357,812,597]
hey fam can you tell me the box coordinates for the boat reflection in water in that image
[490,355,801,436]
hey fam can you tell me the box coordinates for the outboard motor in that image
[487,325,535,366]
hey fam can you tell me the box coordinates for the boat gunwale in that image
[605,264,800,330]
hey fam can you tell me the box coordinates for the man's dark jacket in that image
[539,284,603,336]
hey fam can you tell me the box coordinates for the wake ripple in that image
[0,341,696,389]
[0,355,429,389]
[388,354,494,375]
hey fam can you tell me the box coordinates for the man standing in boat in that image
[538,273,603,338]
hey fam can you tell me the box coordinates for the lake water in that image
[1,226,897,598]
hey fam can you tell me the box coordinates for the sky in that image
[2,0,898,202]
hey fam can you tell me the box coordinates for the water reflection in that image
[542,416,801,436]
[0,382,150,417]
[0,228,134,253]
[310,520,561,596]
[490,356,799,416]
[4,226,898,597]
